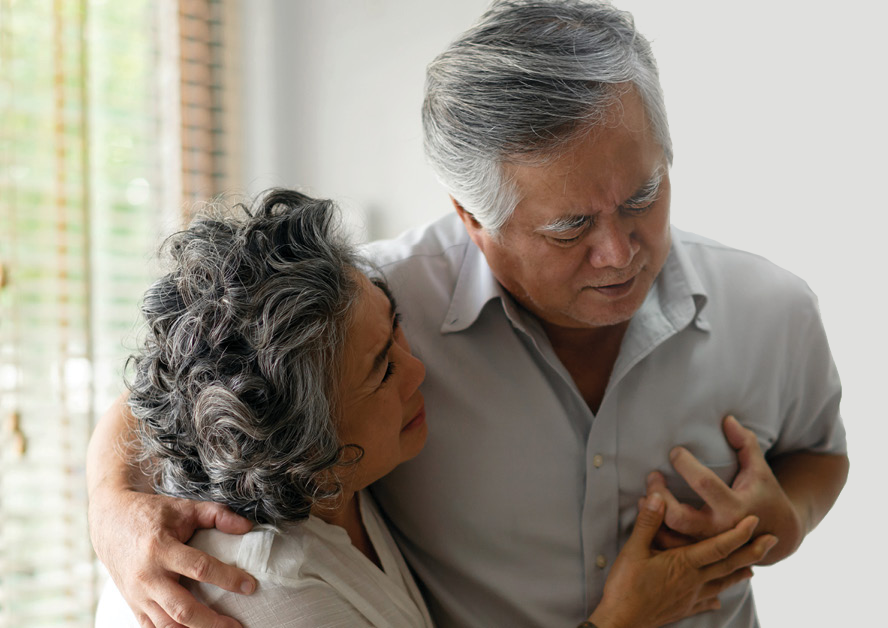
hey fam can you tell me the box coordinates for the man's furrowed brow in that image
[536,214,590,235]
[624,167,665,206]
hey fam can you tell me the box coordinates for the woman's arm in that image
[582,493,775,628]
[87,393,256,628]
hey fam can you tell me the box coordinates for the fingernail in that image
[647,493,663,511]
[764,536,779,551]
[669,447,682,462]
[241,579,255,594]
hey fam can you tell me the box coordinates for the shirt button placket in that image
[591,454,607,570]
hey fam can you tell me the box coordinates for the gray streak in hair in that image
[127,189,363,527]
[423,0,672,237]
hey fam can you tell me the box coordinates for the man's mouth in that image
[590,276,636,297]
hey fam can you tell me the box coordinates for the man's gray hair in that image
[423,0,672,235]
[127,189,362,527]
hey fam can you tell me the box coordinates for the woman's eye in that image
[380,360,397,386]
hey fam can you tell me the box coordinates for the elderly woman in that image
[95,190,772,628]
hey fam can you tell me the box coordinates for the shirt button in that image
[592,454,603,468]
[596,554,608,569]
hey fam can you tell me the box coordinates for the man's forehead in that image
[512,163,667,224]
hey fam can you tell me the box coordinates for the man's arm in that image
[647,415,849,565]
[87,394,256,628]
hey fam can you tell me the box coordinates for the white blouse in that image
[95,492,434,628]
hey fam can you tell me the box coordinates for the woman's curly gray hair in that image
[127,189,362,527]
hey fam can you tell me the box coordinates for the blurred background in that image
[1,0,884,625]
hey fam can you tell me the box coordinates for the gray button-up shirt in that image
[366,213,845,628]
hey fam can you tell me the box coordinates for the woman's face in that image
[337,272,428,491]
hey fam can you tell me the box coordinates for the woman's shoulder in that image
[185,521,388,627]
[189,517,352,580]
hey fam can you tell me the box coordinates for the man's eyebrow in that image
[536,214,590,235]
[535,167,667,235]
[368,278,397,378]
[623,166,665,207]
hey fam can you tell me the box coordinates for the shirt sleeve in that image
[771,287,846,457]
[191,579,376,628]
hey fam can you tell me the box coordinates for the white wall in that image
[241,0,488,240]
[241,1,887,625]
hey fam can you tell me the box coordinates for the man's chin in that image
[538,307,636,331]
[519,288,644,330]
[565,291,646,329]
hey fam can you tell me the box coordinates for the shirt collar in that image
[655,227,710,333]
[441,239,511,334]
[440,226,710,335]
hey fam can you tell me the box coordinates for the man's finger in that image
[705,533,778,580]
[670,446,738,510]
[133,606,162,628]
[645,470,668,491]
[624,494,666,556]
[680,515,758,569]
[722,415,764,470]
[645,471,687,517]
[188,501,254,536]
[647,470,717,539]
[653,526,696,550]
[139,598,185,628]
[152,581,244,628]
[160,542,256,595]
[701,567,754,599]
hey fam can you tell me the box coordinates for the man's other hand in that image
[589,494,776,628]
[646,415,804,565]
[89,487,255,628]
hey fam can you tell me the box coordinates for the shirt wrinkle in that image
[96,492,434,627]
[442,241,504,333]
[366,213,844,628]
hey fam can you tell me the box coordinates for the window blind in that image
[0,1,240,625]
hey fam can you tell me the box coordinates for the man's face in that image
[457,89,672,331]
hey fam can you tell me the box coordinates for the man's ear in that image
[450,196,483,233]
[450,196,490,253]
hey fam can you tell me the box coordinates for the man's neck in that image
[541,320,630,414]
[540,319,630,351]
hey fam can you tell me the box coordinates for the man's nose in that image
[587,218,637,269]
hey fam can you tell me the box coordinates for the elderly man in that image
[87,1,847,627]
